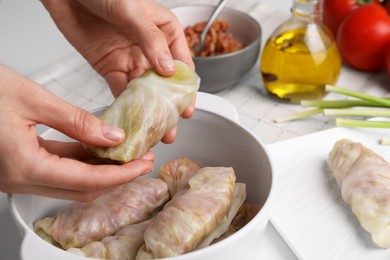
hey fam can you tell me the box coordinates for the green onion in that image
[381,137,390,145]
[335,118,390,128]
[325,85,390,107]
[274,108,323,123]
[324,108,390,117]
[275,85,390,144]
[300,99,384,108]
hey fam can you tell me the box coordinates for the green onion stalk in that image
[275,85,390,144]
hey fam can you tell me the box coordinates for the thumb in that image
[90,0,177,76]
[1,63,123,148]
[35,96,124,147]
[56,106,124,146]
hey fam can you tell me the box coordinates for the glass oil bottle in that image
[260,0,341,103]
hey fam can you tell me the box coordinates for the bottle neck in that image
[290,0,321,22]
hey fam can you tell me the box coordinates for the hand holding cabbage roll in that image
[84,61,200,163]
[329,139,390,248]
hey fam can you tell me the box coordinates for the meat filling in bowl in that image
[184,20,244,57]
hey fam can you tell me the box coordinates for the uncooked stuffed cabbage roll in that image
[157,159,246,250]
[157,157,201,197]
[212,203,260,244]
[136,167,236,259]
[34,178,169,249]
[67,159,202,259]
[84,61,200,163]
[196,182,246,249]
[328,139,390,248]
[67,220,151,259]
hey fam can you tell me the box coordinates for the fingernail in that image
[158,53,175,73]
[102,124,124,142]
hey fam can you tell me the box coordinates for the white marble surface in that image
[2,0,390,259]
[0,0,296,259]
[0,0,290,76]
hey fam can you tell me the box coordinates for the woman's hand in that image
[0,64,154,201]
[41,0,195,143]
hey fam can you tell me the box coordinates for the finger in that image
[102,71,128,97]
[161,126,177,144]
[98,46,151,97]
[38,138,90,159]
[136,23,176,76]
[161,21,195,70]
[28,152,154,191]
[38,138,114,165]
[103,71,128,98]
[181,97,196,119]
[140,150,156,162]
[33,90,125,147]
[8,152,154,202]
[4,183,113,202]
[160,95,195,144]
[111,1,176,76]
[104,66,147,97]
[93,0,176,76]
[6,69,125,148]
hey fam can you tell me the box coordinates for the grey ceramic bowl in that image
[172,5,262,93]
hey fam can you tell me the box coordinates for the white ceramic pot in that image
[8,92,274,260]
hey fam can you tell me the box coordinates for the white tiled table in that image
[1,0,388,259]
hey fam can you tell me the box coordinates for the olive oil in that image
[260,0,341,103]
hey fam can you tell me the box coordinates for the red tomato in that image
[384,0,390,14]
[386,46,390,76]
[322,0,380,37]
[337,4,390,71]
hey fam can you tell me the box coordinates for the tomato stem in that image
[357,0,378,4]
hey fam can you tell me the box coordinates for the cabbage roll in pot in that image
[136,167,236,259]
[196,182,246,249]
[84,61,200,163]
[157,159,247,250]
[67,220,151,259]
[329,139,390,248]
[34,178,169,249]
[157,157,201,197]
